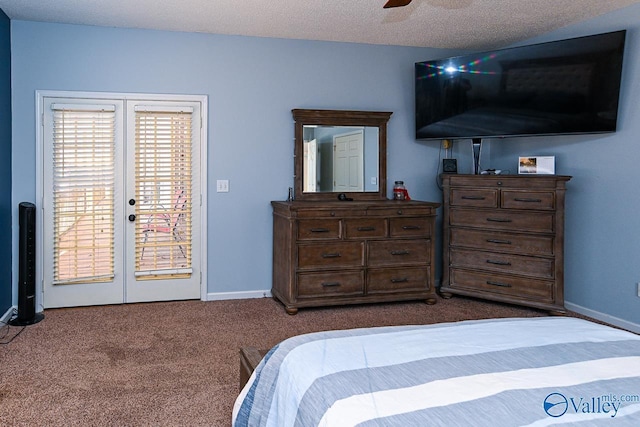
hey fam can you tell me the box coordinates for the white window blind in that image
[51,104,116,284]
[134,109,193,276]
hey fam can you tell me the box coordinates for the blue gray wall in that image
[0,8,11,317]
[9,21,454,308]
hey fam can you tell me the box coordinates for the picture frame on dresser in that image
[518,156,556,174]
[439,174,571,314]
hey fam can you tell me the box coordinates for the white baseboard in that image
[1,305,16,324]
[203,292,639,334]
[565,301,640,334]
[206,290,272,301]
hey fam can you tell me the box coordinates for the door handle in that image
[128,214,136,222]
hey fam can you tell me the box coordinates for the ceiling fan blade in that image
[383,0,413,8]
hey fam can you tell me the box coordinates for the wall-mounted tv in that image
[415,30,626,141]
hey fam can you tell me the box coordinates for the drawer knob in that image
[486,259,512,266]
[514,198,542,203]
[357,226,376,232]
[391,277,409,283]
[321,253,341,258]
[321,282,341,287]
[310,228,330,233]
[461,196,486,200]
[402,225,420,230]
[486,239,512,245]
[397,209,403,215]
[330,211,336,217]
[486,217,512,223]
[390,250,410,256]
[486,280,512,288]
[497,181,503,186]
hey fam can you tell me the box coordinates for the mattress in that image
[233,317,640,426]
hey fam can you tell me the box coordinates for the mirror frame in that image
[292,109,392,201]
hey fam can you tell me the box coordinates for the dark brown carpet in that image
[0,296,568,426]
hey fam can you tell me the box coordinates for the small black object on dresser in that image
[442,158,457,174]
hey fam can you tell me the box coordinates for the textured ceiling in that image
[0,0,639,49]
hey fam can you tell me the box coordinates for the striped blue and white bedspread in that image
[232,317,640,426]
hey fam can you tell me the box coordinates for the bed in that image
[233,317,640,426]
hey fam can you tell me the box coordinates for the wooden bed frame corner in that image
[239,347,268,391]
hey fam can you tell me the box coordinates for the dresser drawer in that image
[450,269,554,303]
[298,242,364,269]
[367,207,434,217]
[450,248,554,279]
[296,209,365,218]
[344,218,386,239]
[501,190,555,211]
[450,188,498,208]
[389,217,432,238]
[367,267,430,294]
[450,228,554,256]
[450,208,554,233]
[297,271,364,299]
[368,240,430,266]
[297,219,341,240]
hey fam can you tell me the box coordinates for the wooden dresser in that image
[440,175,571,313]
[271,200,440,314]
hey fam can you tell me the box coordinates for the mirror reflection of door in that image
[302,125,377,194]
[303,139,318,192]
[333,130,364,192]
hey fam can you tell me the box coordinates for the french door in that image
[40,95,204,308]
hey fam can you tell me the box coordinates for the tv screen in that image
[415,30,626,140]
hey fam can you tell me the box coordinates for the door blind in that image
[134,109,193,276]
[51,105,116,284]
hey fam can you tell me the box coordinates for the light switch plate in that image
[216,179,229,192]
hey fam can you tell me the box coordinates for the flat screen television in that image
[415,30,626,141]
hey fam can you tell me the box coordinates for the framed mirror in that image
[293,109,392,201]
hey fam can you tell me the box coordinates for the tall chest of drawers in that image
[271,200,440,314]
[440,175,571,313]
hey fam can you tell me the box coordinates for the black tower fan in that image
[10,202,44,326]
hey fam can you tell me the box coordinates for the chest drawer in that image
[450,248,554,279]
[297,219,340,240]
[297,271,364,299]
[450,208,554,233]
[344,218,386,239]
[501,190,555,210]
[450,188,498,208]
[389,217,432,238]
[449,269,554,303]
[450,228,554,256]
[298,242,364,269]
[368,239,430,266]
